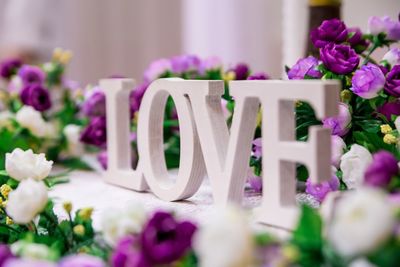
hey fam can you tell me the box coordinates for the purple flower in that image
[311,18,348,48]
[320,43,359,74]
[368,16,400,40]
[247,72,269,80]
[20,84,52,111]
[3,259,56,267]
[351,63,385,99]
[143,59,171,83]
[306,174,340,202]
[364,151,399,188]
[98,150,108,170]
[0,58,22,79]
[323,102,352,136]
[170,55,201,73]
[198,56,222,74]
[231,63,249,80]
[111,235,149,267]
[385,65,400,97]
[247,175,262,193]
[287,56,322,80]
[130,83,149,114]
[252,138,262,159]
[80,117,107,147]
[141,211,196,265]
[347,27,369,53]
[377,101,400,120]
[0,245,14,267]
[59,255,105,267]
[83,87,106,117]
[383,48,400,67]
[18,65,45,86]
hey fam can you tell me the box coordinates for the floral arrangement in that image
[0,49,89,170]
[79,54,268,171]
[249,14,400,202]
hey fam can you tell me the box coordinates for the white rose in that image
[194,205,253,267]
[340,144,372,189]
[11,241,53,260]
[382,48,400,67]
[6,178,48,224]
[6,148,53,181]
[328,187,395,257]
[16,106,48,137]
[63,124,83,156]
[349,258,377,267]
[101,201,146,246]
[331,135,346,168]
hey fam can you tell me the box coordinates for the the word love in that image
[101,78,339,229]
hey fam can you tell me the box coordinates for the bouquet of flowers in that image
[0,49,89,170]
[250,15,400,202]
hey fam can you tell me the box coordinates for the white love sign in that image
[100,78,339,229]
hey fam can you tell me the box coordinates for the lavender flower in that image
[351,63,385,99]
[247,72,269,80]
[384,65,400,97]
[111,235,148,267]
[143,59,171,83]
[320,44,359,74]
[170,55,201,73]
[0,244,14,266]
[247,175,262,193]
[20,84,52,111]
[287,56,322,79]
[364,151,399,188]
[377,101,400,120]
[306,174,340,202]
[80,117,107,147]
[82,87,106,117]
[18,65,45,86]
[141,211,196,265]
[59,255,105,267]
[98,150,108,170]
[130,83,149,114]
[199,56,222,74]
[3,259,56,267]
[0,58,22,79]
[311,18,348,48]
[252,138,262,159]
[368,16,400,40]
[230,63,249,80]
[322,102,352,136]
[382,48,400,67]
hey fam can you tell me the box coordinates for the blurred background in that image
[0,0,398,84]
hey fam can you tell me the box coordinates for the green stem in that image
[362,42,379,65]
[42,211,70,248]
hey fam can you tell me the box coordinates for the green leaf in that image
[0,170,8,177]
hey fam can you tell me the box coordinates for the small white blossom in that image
[16,106,51,138]
[340,144,372,189]
[63,124,83,156]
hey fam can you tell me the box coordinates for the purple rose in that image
[383,48,400,67]
[83,87,106,117]
[306,174,340,202]
[170,55,201,73]
[247,72,269,80]
[143,59,171,83]
[322,102,352,136]
[0,245,14,267]
[377,101,400,120]
[18,65,45,86]
[141,211,196,265]
[384,65,400,97]
[20,84,52,111]
[247,175,262,194]
[80,117,107,147]
[130,83,149,114]
[198,56,222,74]
[368,16,400,40]
[231,63,249,80]
[347,27,369,53]
[252,138,262,159]
[364,151,399,188]
[320,43,359,74]
[0,58,22,79]
[3,259,56,267]
[111,235,149,267]
[287,56,322,80]
[59,255,105,267]
[351,63,385,99]
[311,18,348,48]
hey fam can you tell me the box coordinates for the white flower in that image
[382,48,400,67]
[101,201,146,246]
[328,187,395,257]
[16,106,49,137]
[194,205,253,267]
[8,76,23,94]
[349,258,377,267]
[340,144,372,189]
[6,178,48,224]
[6,148,53,181]
[11,241,52,260]
[395,116,400,132]
[331,135,346,168]
[63,124,83,156]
